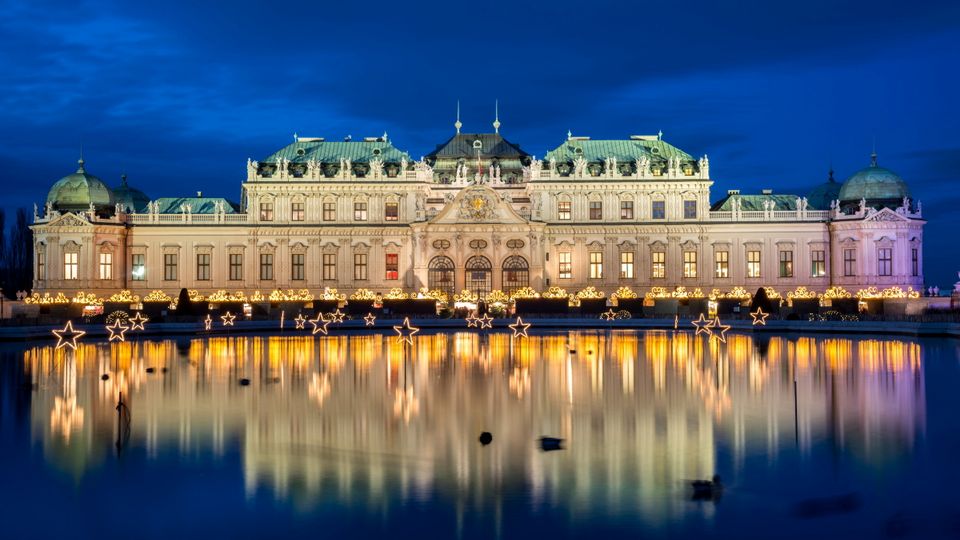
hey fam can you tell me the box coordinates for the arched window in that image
[465,256,492,297]
[428,256,456,300]
[501,255,529,293]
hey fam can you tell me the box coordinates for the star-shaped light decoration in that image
[465,314,479,328]
[691,313,713,336]
[294,314,307,329]
[105,319,129,342]
[221,311,236,326]
[478,314,494,329]
[309,312,331,335]
[128,312,149,331]
[364,312,377,326]
[203,314,213,331]
[329,309,345,323]
[600,309,617,321]
[508,316,531,338]
[711,316,731,343]
[750,308,769,326]
[393,317,420,345]
[53,321,86,350]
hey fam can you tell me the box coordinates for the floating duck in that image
[239,378,251,386]
[539,437,564,451]
[479,432,493,445]
[691,475,723,501]
[145,367,155,374]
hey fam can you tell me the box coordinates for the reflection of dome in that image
[112,174,150,213]
[838,153,910,209]
[46,158,114,212]
[806,169,842,210]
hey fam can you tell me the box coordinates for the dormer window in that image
[472,140,482,150]
[296,148,305,156]
[372,148,382,156]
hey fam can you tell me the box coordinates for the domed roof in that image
[112,174,150,213]
[46,158,114,212]
[838,153,910,205]
[806,168,842,210]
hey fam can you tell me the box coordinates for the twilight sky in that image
[2,0,959,285]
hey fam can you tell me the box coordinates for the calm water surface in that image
[1,330,958,539]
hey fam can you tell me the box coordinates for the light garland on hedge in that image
[71,292,103,305]
[576,286,606,299]
[453,289,478,303]
[108,290,141,303]
[541,286,568,299]
[645,286,705,299]
[712,286,751,300]
[207,290,247,302]
[24,292,70,305]
[856,286,921,299]
[268,289,314,302]
[384,288,409,300]
[510,287,540,300]
[821,286,852,299]
[319,288,346,301]
[143,290,173,303]
[611,286,637,300]
[764,287,782,299]
[417,287,449,305]
[349,288,377,301]
[787,286,818,300]
[486,290,509,304]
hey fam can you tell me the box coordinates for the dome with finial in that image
[46,157,115,212]
[838,152,910,209]
[112,174,150,213]
[805,168,842,210]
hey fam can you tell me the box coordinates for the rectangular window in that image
[354,202,367,221]
[558,201,571,221]
[878,248,893,276]
[385,253,399,280]
[589,252,603,279]
[291,253,304,281]
[132,254,145,281]
[620,200,634,220]
[323,202,335,221]
[747,250,761,278]
[683,200,697,219]
[259,202,273,221]
[354,253,368,280]
[715,251,729,278]
[912,248,919,277]
[843,249,856,277]
[37,253,46,281]
[229,253,243,281]
[64,252,79,280]
[384,202,399,222]
[164,253,178,281]
[260,253,274,280]
[99,252,113,280]
[620,252,634,279]
[811,250,826,277]
[322,254,336,281]
[558,252,572,279]
[779,250,793,278]
[651,251,665,279]
[291,202,304,222]
[196,253,210,281]
[589,201,602,220]
[651,200,665,220]
[683,251,697,278]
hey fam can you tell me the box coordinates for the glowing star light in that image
[105,319,129,342]
[393,317,420,345]
[329,309,345,323]
[53,321,86,350]
[465,314,479,328]
[711,316,731,343]
[600,309,617,321]
[508,316,531,338]
[203,314,213,331]
[221,311,236,326]
[364,312,377,326]
[478,314,494,329]
[294,314,307,329]
[750,308,769,326]
[691,313,713,336]
[128,312,149,330]
[309,312,331,335]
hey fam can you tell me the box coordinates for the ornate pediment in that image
[429,186,529,225]
[864,207,910,222]
[44,212,90,228]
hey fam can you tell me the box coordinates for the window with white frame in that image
[99,252,113,280]
[589,252,603,279]
[64,252,79,280]
[558,252,572,279]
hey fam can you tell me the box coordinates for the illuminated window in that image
[620,251,634,279]
[384,202,399,221]
[558,252,572,279]
[714,251,728,278]
[558,201,571,220]
[229,254,242,281]
[132,254,145,281]
[322,254,336,281]
[259,202,274,221]
[63,252,78,280]
[912,248,919,277]
[779,250,793,278]
[323,202,335,221]
[683,200,697,219]
[99,252,113,280]
[811,250,826,277]
[683,251,697,278]
[385,253,399,280]
[354,201,367,221]
[747,250,761,278]
[291,202,304,221]
[620,200,634,220]
[37,251,46,280]
[354,253,368,280]
[589,201,602,220]
[651,251,665,279]
[164,253,178,281]
[843,249,856,277]
[291,253,304,281]
[196,253,210,281]
[878,248,892,276]
[651,200,665,220]
[259,253,274,280]
[589,252,603,279]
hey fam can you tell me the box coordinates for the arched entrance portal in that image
[501,255,529,294]
[465,256,492,297]
[428,256,456,301]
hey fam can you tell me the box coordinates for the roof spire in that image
[567,129,572,140]
[828,166,835,183]
[77,144,85,173]
[493,99,500,134]
[870,137,878,167]
[121,173,128,186]
[657,130,663,141]
[454,100,462,134]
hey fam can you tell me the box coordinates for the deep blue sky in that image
[2,0,959,286]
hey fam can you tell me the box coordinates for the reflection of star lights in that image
[393,387,419,423]
[600,309,617,321]
[508,316,531,338]
[203,314,213,330]
[310,312,331,335]
[128,312,149,330]
[691,313,713,336]
[393,317,419,345]
[294,314,307,329]
[751,308,769,325]
[364,313,377,326]
[50,395,84,442]
[221,311,236,326]
[478,314,493,329]
[105,319,129,342]
[711,316,731,343]
[329,309,345,323]
[308,372,331,406]
[52,321,86,350]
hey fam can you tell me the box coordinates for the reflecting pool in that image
[1,330,958,538]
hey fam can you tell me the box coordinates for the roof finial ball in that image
[454,100,462,134]
[493,99,500,134]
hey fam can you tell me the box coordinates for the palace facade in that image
[31,122,925,299]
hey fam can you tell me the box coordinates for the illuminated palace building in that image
[32,118,925,298]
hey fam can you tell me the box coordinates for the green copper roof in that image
[545,137,695,164]
[154,197,238,214]
[805,170,841,210]
[46,159,114,211]
[710,193,802,211]
[262,138,411,164]
[838,156,910,204]
[113,175,150,213]
[426,133,529,160]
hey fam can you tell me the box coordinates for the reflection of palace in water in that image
[22,331,925,524]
